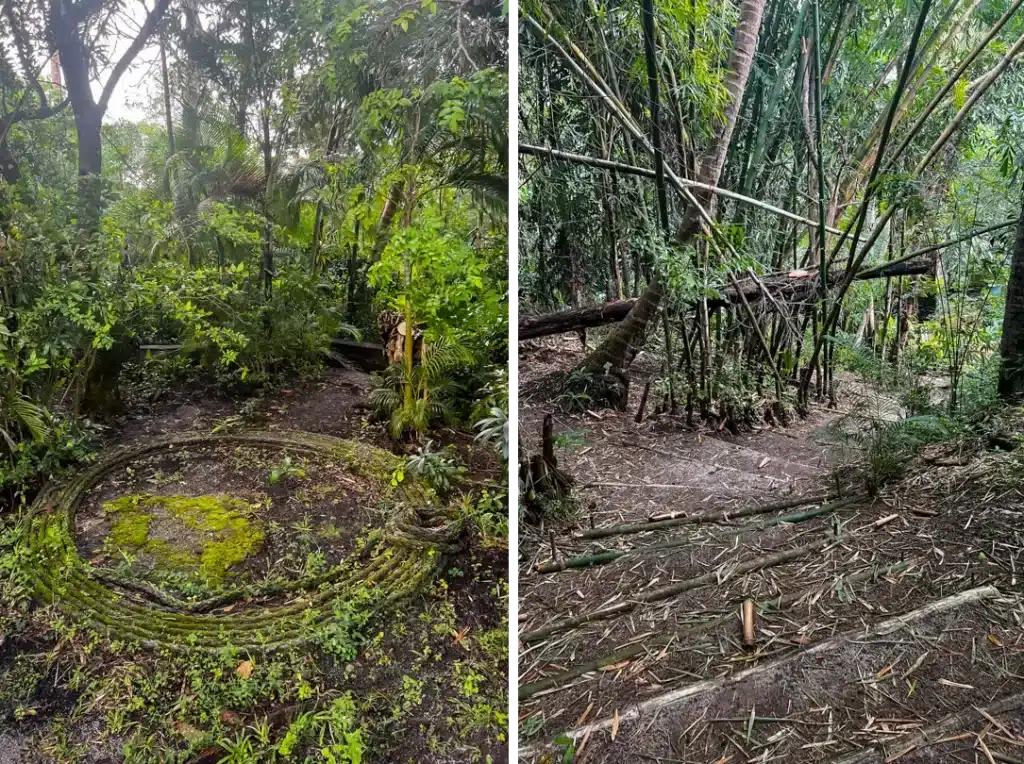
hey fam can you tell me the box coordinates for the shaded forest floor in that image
[518,336,1024,763]
[0,367,509,764]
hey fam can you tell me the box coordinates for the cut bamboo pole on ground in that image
[741,599,756,647]
[519,586,1000,756]
[522,537,836,643]
[580,491,835,539]
[536,497,857,573]
[518,559,915,700]
[825,689,1024,763]
[648,491,832,522]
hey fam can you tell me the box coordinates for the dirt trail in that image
[518,338,1024,763]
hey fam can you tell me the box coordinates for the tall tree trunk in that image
[261,107,273,300]
[75,107,104,231]
[579,0,767,385]
[679,0,767,238]
[48,0,172,232]
[160,33,176,201]
[998,197,1024,400]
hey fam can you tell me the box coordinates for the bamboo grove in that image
[518,0,1024,423]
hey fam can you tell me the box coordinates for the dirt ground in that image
[0,366,509,764]
[518,335,1024,763]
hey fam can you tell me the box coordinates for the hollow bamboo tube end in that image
[742,599,756,648]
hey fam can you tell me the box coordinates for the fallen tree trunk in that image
[519,254,935,340]
[519,299,639,339]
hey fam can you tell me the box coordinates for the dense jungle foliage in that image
[0,0,509,505]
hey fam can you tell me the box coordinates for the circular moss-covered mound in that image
[100,493,266,586]
[23,431,461,652]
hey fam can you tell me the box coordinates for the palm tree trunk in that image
[579,0,767,382]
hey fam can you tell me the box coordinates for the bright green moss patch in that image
[102,494,264,585]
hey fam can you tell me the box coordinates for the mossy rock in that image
[103,493,264,586]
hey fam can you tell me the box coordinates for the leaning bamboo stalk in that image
[886,0,1024,171]
[522,13,720,238]
[728,269,786,398]
[813,26,1024,367]
[580,491,833,539]
[519,559,915,700]
[518,143,843,234]
[537,498,854,574]
[801,0,935,398]
[521,537,835,643]
[830,26,1024,292]
[917,30,1024,173]
[520,586,1000,755]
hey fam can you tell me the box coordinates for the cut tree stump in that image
[520,414,575,521]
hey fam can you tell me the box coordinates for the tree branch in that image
[97,0,173,114]
[3,1,48,110]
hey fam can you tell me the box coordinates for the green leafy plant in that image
[368,338,471,440]
[825,414,955,494]
[405,441,466,496]
[268,456,307,485]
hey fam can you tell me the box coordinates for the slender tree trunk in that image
[76,108,104,230]
[999,197,1024,400]
[346,219,361,319]
[261,107,273,300]
[160,33,176,201]
[311,119,342,271]
[578,0,767,385]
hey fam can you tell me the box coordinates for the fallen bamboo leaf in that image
[611,709,620,741]
[987,633,1003,647]
[899,651,929,680]
[575,702,594,726]
[938,678,975,690]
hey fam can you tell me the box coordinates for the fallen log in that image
[328,339,387,371]
[518,256,935,340]
[519,299,638,340]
